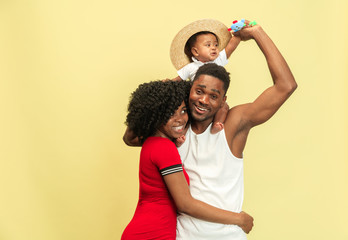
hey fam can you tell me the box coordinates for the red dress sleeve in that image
[150,138,183,176]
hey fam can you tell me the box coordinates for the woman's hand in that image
[238,211,254,234]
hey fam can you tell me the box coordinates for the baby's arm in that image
[225,35,241,59]
[211,102,229,134]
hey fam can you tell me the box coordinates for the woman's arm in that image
[163,171,254,233]
[123,127,142,146]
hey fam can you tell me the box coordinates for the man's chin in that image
[191,112,211,122]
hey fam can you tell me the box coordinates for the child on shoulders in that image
[170,19,243,135]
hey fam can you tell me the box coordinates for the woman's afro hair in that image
[126,80,191,143]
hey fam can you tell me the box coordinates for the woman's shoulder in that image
[144,137,176,148]
[144,137,180,163]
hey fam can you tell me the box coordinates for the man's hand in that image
[238,211,254,234]
[233,20,261,41]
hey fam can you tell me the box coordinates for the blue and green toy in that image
[228,19,257,32]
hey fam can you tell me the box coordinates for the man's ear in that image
[221,95,227,108]
[191,47,199,57]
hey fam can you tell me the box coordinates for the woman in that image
[121,80,253,240]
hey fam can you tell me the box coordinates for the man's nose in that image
[199,95,209,105]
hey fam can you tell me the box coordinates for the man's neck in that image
[190,120,212,134]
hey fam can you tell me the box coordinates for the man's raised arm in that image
[223,22,297,157]
[230,22,297,128]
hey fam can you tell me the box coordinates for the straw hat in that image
[170,19,232,70]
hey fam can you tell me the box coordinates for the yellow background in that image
[0,0,347,239]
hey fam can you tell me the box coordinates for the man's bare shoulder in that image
[224,104,253,138]
[224,104,252,157]
[225,104,251,128]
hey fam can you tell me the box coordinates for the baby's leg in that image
[211,102,229,134]
[174,125,189,147]
[175,135,186,147]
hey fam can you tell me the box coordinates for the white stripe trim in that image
[161,166,183,176]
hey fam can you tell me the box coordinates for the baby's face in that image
[192,33,219,63]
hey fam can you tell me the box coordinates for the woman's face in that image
[157,101,188,140]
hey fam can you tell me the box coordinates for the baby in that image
[173,31,240,82]
[170,19,243,134]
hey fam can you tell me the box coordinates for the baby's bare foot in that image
[211,122,224,134]
[175,135,186,147]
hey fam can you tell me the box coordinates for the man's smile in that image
[193,103,209,114]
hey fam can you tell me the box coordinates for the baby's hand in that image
[175,135,186,147]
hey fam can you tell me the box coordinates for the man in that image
[176,21,297,239]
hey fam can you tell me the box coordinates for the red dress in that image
[121,137,190,240]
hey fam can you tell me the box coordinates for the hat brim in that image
[170,19,232,70]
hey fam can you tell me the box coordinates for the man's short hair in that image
[193,63,230,94]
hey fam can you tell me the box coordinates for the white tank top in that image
[176,124,246,240]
